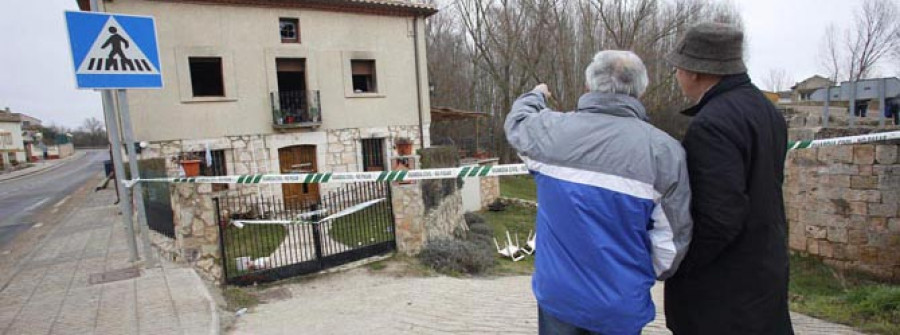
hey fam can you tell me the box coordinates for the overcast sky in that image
[0,0,875,128]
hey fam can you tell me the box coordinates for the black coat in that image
[665,74,794,335]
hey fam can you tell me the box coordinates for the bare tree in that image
[849,0,900,80]
[82,117,104,134]
[819,0,900,82]
[427,0,744,162]
[819,24,843,83]
[762,68,793,92]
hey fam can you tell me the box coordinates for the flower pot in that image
[397,143,413,156]
[285,115,295,124]
[180,160,202,177]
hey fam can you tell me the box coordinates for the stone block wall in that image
[169,183,224,284]
[785,130,900,281]
[423,190,466,241]
[391,182,426,255]
[390,180,467,255]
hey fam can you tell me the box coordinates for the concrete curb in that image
[0,151,87,183]
[195,269,222,335]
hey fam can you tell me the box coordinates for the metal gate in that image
[216,182,395,285]
[138,158,175,238]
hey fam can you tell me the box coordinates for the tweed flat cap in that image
[666,22,746,75]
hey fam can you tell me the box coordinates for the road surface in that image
[0,150,108,249]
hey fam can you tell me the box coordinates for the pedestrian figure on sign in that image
[101,27,134,70]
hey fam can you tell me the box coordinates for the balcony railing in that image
[271,90,322,129]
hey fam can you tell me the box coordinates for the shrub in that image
[464,212,494,245]
[418,238,495,275]
[845,285,900,317]
[464,212,486,225]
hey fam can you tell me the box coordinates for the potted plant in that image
[178,152,202,177]
[395,137,413,156]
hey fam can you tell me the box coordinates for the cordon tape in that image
[123,130,900,188]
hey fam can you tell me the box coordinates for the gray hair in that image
[584,50,649,98]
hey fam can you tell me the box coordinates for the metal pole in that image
[823,86,831,128]
[879,78,887,128]
[117,90,158,267]
[849,81,857,128]
[91,0,138,263]
[102,91,140,262]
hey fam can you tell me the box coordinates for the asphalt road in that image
[0,150,108,249]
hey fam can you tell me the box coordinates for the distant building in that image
[809,77,900,123]
[0,110,26,168]
[15,114,42,129]
[760,91,780,105]
[791,75,834,102]
[777,91,792,104]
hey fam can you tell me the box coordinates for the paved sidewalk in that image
[0,151,87,183]
[231,268,864,335]
[0,188,219,335]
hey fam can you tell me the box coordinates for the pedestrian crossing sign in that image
[64,11,162,89]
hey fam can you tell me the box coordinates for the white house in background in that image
[791,75,834,102]
[77,0,437,204]
[0,111,26,169]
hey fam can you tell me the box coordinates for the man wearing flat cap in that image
[664,22,794,334]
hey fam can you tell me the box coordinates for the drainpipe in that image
[412,16,425,149]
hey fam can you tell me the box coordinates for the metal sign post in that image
[67,4,163,267]
[117,90,157,267]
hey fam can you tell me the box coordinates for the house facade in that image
[80,0,436,203]
[0,112,26,169]
[791,75,834,102]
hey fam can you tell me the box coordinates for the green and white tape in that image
[787,130,900,150]
[124,164,530,188]
[123,130,900,187]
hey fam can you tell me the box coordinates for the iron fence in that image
[216,182,395,285]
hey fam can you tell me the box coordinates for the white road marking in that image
[32,222,43,229]
[24,198,50,212]
[54,196,71,208]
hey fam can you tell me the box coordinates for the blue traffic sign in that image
[64,11,162,89]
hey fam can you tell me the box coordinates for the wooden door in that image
[279,145,319,205]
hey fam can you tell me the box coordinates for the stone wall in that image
[390,182,426,255]
[390,145,467,255]
[424,190,466,241]
[326,128,361,173]
[785,128,900,281]
[170,183,224,284]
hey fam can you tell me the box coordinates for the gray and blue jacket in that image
[505,90,692,334]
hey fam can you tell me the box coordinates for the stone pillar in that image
[390,182,426,255]
[478,158,501,208]
[171,183,224,284]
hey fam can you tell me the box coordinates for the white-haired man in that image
[505,50,693,334]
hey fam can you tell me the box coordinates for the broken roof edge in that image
[79,0,438,17]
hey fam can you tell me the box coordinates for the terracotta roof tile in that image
[143,0,438,16]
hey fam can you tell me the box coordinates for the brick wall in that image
[785,130,900,281]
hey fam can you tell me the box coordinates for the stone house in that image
[77,0,437,203]
[791,75,834,102]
